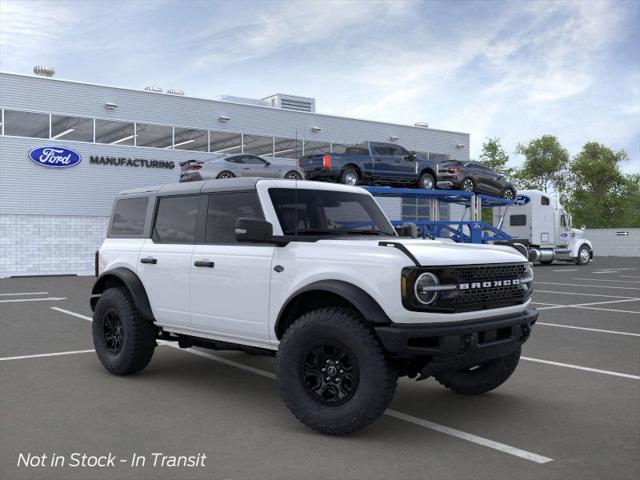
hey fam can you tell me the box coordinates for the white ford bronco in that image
[91,178,537,435]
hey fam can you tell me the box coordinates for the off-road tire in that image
[276,307,398,435]
[434,347,521,395]
[418,172,435,189]
[340,168,360,186]
[576,245,590,265]
[92,287,156,376]
[216,171,235,179]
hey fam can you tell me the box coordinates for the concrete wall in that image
[585,228,640,258]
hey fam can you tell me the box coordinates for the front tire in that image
[434,348,521,395]
[462,178,475,192]
[92,287,156,376]
[576,245,591,265]
[503,188,515,201]
[276,307,398,435]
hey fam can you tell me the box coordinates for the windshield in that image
[268,188,396,237]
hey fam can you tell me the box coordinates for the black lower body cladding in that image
[374,307,538,378]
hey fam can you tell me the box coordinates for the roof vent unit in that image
[217,95,270,107]
[262,94,316,113]
[33,65,55,77]
[144,85,163,93]
[167,88,185,96]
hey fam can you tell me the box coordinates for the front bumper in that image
[374,307,537,377]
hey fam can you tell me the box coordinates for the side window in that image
[110,197,148,237]
[510,215,527,226]
[242,155,266,165]
[541,196,550,206]
[226,156,243,164]
[372,144,390,156]
[154,195,200,244]
[389,145,409,157]
[561,215,567,227]
[206,191,263,244]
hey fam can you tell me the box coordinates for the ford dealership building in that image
[0,70,470,277]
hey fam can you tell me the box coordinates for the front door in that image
[239,155,276,177]
[137,194,201,329]
[190,191,274,343]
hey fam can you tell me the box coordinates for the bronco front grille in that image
[403,263,531,313]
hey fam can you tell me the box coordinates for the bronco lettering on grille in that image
[459,279,520,290]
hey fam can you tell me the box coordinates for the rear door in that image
[370,143,395,180]
[190,191,274,342]
[137,194,201,329]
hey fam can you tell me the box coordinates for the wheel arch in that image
[342,163,362,177]
[90,267,155,322]
[274,280,391,339]
[419,167,436,178]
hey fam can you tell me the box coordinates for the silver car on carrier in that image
[180,154,304,182]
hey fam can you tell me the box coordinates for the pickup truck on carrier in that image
[91,178,538,435]
[299,141,439,189]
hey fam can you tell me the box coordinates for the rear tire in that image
[418,172,435,189]
[434,348,521,395]
[462,178,475,192]
[276,307,398,435]
[503,188,516,200]
[285,170,302,180]
[217,171,235,179]
[92,287,156,376]
[340,168,359,186]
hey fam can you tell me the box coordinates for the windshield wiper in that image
[340,230,388,236]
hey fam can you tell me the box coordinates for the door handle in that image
[194,260,215,268]
[140,257,157,264]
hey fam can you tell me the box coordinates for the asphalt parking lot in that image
[1,257,639,480]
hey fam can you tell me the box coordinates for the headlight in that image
[521,264,534,292]
[414,272,440,305]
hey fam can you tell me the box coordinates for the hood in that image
[316,238,527,266]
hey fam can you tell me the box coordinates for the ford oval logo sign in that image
[28,146,82,168]
[514,195,530,206]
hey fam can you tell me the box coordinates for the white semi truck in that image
[493,190,593,265]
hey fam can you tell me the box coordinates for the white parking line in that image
[167,343,552,464]
[0,297,67,303]
[551,269,578,272]
[522,357,640,380]
[0,349,95,362]
[572,278,640,284]
[592,271,620,274]
[621,275,640,279]
[536,282,640,291]
[534,297,640,311]
[537,322,640,337]
[574,306,640,315]
[49,308,553,464]
[535,290,637,299]
[0,291,49,296]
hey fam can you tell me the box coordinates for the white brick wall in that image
[0,214,108,277]
[585,228,640,257]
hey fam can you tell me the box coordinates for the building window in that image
[210,131,243,154]
[402,199,430,221]
[95,119,135,145]
[273,137,302,158]
[51,114,93,142]
[244,134,274,156]
[135,123,173,149]
[3,110,49,138]
[303,141,331,156]
[173,127,208,151]
[153,195,200,244]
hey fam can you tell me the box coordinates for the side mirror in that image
[405,152,416,161]
[395,222,418,238]
[581,225,586,231]
[235,218,274,243]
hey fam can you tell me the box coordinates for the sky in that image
[1,0,639,172]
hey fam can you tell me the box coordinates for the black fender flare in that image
[274,280,391,339]
[90,267,155,322]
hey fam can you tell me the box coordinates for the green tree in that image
[515,135,569,193]
[618,174,640,227]
[567,142,632,228]
[479,137,514,177]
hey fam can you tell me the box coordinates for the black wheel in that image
[285,170,302,180]
[340,168,359,186]
[576,245,591,265]
[434,348,521,395]
[462,178,475,192]
[503,188,515,201]
[217,171,235,179]
[418,172,435,189]
[92,287,156,376]
[276,307,398,435]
